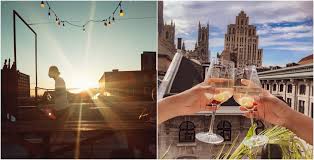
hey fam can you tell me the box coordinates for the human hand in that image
[176,79,227,115]
[239,79,292,126]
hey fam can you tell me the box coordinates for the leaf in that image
[215,143,225,159]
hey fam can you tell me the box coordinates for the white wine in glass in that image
[196,58,234,144]
[234,66,268,148]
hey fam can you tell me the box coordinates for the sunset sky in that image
[1,1,156,93]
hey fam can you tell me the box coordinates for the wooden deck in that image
[1,101,156,158]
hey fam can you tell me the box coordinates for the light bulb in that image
[119,9,124,17]
[40,1,45,8]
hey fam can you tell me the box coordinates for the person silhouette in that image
[41,66,70,124]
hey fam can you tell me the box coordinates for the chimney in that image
[177,38,182,49]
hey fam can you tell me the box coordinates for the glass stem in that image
[249,110,255,136]
[208,105,217,134]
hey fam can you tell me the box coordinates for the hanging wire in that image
[39,1,124,30]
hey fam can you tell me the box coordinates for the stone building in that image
[158,1,176,78]
[220,11,263,68]
[185,22,210,64]
[158,52,267,159]
[258,54,313,118]
[158,2,210,79]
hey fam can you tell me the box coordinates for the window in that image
[287,84,292,93]
[287,98,292,107]
[273,84,276,91]
[299,84,306,95]
[217,120,232,141]
[179,121,195,142]
[298,100,305,113]
[255,120,265,134]
[166,31,169,39]
[262,84,265,88]
[266,84,270,90]
[279,84,284,92]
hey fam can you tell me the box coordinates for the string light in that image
[40,1,45,8]
[48,8,51,19]
[40,1,124,31]
[119,3,124,17]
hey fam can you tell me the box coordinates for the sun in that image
[71,79,98,93]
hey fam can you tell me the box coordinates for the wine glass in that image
[233,65,268,147]
[195,58,234,144]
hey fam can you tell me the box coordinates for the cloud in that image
[163,1,313,55]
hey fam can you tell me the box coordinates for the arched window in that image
[299,84,306,95]
[279,84,284,92]
[273,84,276,91]
[255,120,265,134]
[179,121,195,142]
[166,31,169,39]
[287,84,292,93]
[202,33,205,41]
[217,120,232,141]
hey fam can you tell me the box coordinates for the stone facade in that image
[221,11,263,68]
[186,22,210,63]
[158,1,176,78]
[158,114,267,159]
[258,63,313,118]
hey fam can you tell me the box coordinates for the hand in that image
[239,79,291,126]
[175,81,218,115]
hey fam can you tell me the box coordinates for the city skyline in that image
[164,1,313,66]
[1,1,156,91]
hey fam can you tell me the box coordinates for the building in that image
[220,11,263,68]
[158,1,177,78]
[17,71,30,98]
[258,54,313,118]
[185,22,210,64]
[158,52,266,159]
[99,52,156,100]
[158,1,210,79]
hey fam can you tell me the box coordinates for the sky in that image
[163,1,313,67]
[1,1,156,93]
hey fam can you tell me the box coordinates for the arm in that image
[242,94,313,145]
[282,108,313,145]
[158,83,216,124]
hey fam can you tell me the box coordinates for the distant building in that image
[99,52,156,100]
[221,11,263,68]
[185,22,210,64]
[17,71,30,98]
[258,54,313,118]
[158,2,210,79]
[141,51,156,71]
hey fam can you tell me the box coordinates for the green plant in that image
[220,125,313,159]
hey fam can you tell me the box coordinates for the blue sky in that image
[1,1,156,92]
[164,1,313,66]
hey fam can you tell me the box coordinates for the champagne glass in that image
[196,58,234,144]
[233,65,268,147]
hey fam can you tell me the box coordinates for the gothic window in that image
[279,84,284,92]
[267,84,270,90]
[202,33,205,41]
[233,28,235,34]
[298,100,305,113]
[179,121,195,142]
[262,84,265,88]
[287,84,292,93]
[299,84,306,95]
[255,120,265,134]
[241,19,244,25]
[166,31,169,39]
[217,120,232,141]
[273,84,276,91]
